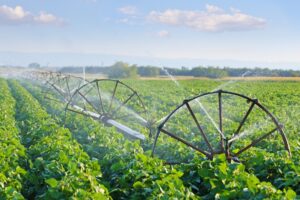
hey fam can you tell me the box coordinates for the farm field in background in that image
[67,72,300,81]
[1,76,300,199]
[138,76,300,81]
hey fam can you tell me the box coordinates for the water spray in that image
[27,70,291,163]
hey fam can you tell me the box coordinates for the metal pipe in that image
[70,104,145,140]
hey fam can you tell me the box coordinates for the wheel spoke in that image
[96,81,105,114]
[218,91,224,151]
[231,100,256,143]
[234,127,278,156]
[160,128,211,158]
[82,84,94,97]
[185,102,214,154]
[65,77,71,99]
[108,81,118,113]
[78,91,100,114]
[111,92,136,118]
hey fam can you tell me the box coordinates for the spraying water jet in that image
[27,70,292,163]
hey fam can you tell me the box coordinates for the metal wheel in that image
[43,73,88,103]
[65,79,149,139]
[152,90,291,163]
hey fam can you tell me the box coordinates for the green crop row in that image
[22,80,198,199]
[8,80,111,199]
[22,80,298,199]
[0,79,27,199]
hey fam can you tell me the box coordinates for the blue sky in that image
[0,0,300,69]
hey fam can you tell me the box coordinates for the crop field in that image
[0,76,300,199]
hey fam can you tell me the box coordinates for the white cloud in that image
[147,4,266,32]
[34,12,64,25]
[0,5,64,25]
[118,6,137,15]
[0,5,30,21]
[157,30,170,38]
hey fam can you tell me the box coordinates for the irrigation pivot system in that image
[28,71,291,163]
[151,90,291,163]
[31,71,149,140]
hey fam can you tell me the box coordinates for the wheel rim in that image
[65,79,150,135]
[152,90,291,163]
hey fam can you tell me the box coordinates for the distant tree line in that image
[58,61,300,78]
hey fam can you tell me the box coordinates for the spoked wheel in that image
[43,74,88,103]
[152,90,291,163]
[65,79,149,139]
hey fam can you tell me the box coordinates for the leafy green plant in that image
[179,155,296,199]
[21,79,300,199]
[0,79,27,199]
[8,80,111,199]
